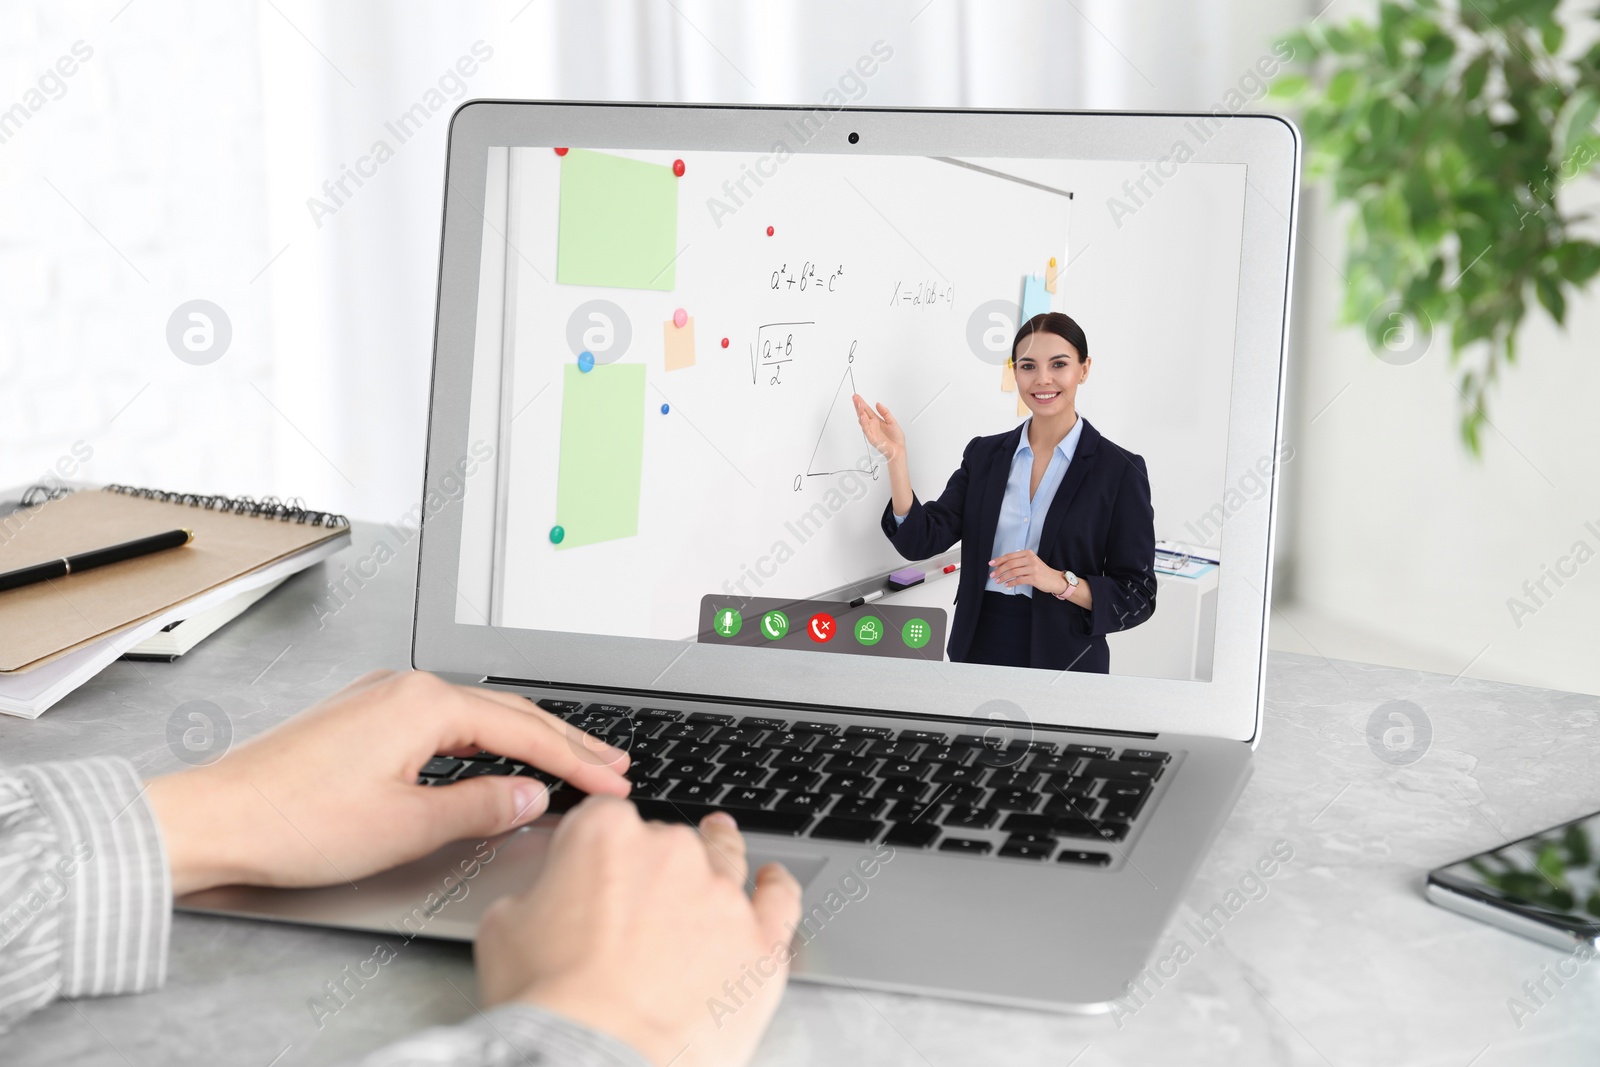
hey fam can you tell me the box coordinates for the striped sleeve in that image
[347,1002,652,1067]
[0,757,170,1033]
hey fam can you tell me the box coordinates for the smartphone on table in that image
[1427,807,1600,951]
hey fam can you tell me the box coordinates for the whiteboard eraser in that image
[887,568,925,590]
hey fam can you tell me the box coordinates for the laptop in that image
[180,100,1300,1013]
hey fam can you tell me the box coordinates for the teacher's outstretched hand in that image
[852,393,904,461]
[853,393,916,520]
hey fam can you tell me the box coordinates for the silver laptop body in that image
[181,100,1299,1013]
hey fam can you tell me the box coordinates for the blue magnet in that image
[577,350,594,373]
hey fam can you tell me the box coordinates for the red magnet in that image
[766,225,775,236]
[672,159,685,177]
[721,337,729,348]
[554,147,568,156]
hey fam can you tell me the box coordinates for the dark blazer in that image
[880,416,1157,672]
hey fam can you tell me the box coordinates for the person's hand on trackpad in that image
[477,798,804,1067]
[141,669,804,1064]
[145,669,634,895]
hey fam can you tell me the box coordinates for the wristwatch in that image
[1053,569,1080,601]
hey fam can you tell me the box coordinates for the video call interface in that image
[454,142,1256,682]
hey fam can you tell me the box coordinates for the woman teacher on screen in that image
[852,312,1157,673]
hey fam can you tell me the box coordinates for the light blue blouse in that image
[894,415,1085,597]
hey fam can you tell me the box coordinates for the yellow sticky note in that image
[664,316,696,371]
[1000,362,1016,392]
[1045,259,1058,294]
[1018,394,1029,417]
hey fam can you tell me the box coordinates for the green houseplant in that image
[1272,0,1600,454]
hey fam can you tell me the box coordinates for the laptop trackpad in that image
[746,851,828,893]
[177,828,830,941]
[481,831,829,893]
[425,833,829,929]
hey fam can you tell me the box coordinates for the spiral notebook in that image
[0,485,351,716]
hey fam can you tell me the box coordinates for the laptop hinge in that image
[483,676,1159,739]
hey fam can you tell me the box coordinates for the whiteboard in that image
[490,148,1075,641]
[460,147,1246,648]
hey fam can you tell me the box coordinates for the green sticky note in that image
[557,149,679,290]
[555,363,646,549]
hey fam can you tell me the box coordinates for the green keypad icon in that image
[901,618,931,649]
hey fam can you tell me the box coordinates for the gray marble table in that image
[4,522,1598,1066]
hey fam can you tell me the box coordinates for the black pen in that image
[0,528,194,593]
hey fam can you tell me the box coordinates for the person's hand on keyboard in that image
[145,669,632,895]
[476,796,803,1067]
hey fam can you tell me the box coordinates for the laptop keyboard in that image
[417,699,1173,866]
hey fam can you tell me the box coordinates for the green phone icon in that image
[854,616,884,646]
[713,608,743,637]
[761,610,789,640]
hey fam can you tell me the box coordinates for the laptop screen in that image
[449,142,1262,686]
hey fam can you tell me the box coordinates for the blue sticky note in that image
[1021,274,1050,322]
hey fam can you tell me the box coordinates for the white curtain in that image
[3,0,1308,521]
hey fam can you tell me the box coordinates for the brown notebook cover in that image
[0,488,348,673]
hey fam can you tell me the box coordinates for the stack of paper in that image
[122,576,289,661]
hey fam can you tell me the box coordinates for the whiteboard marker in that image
[848,590,885,608]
